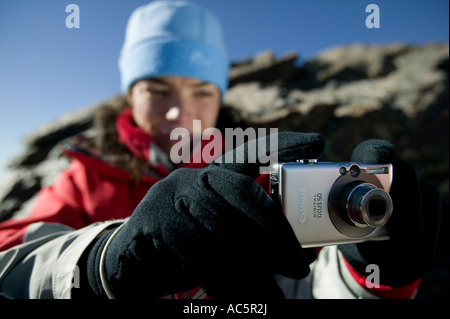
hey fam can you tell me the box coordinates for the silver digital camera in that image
[270,160,393,247]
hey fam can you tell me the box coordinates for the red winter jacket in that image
[0,145,270,251]
[0,147,161,251]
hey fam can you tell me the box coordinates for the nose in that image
[164,96,194,123]
[165,106,180,121]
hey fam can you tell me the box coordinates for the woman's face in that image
[128,76,221,155]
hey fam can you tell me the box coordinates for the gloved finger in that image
[418,179,444,266]
[200,166,310,279]
[351,140,422,235]
[388,160,423,238]
[213,132,325,179]
[341,159,425,286]
[198,166,275,220]
[351,139,398,164]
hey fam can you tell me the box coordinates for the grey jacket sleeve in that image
[0,220,124,299]
[1,221,384,299]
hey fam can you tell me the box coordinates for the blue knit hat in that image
[119,1,229,96]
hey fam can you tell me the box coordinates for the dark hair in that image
[77,96,148,182]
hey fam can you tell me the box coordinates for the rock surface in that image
[0,43,448,298]
[224,43,448,199]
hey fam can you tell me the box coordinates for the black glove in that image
[79,132,325,299]
[339,139,449,287]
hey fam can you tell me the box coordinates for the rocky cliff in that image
[2,42,448,220]
[223,44,448,197]
[0,43,448,297]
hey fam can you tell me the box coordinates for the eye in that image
[147,89,169,97]
[194,90,215,98]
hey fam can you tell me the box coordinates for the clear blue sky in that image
[0,0,448,176]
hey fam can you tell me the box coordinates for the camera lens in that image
[345,183,393,227]
[368,195,387,221]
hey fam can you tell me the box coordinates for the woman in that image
[0,0,229,252]
[0,1,446,300]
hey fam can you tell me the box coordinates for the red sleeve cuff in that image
[343,258,421,299]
